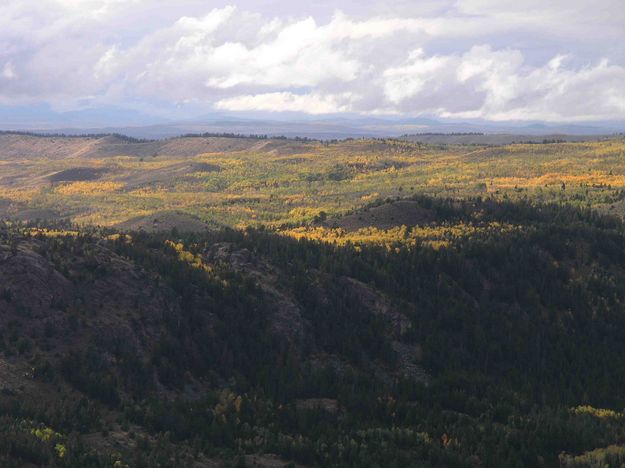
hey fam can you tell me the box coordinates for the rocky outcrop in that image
[205,242,307,351]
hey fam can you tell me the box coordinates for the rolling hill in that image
[1,132,625,230]
[2,134,625,466]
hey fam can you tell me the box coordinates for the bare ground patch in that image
[331,200,436,231]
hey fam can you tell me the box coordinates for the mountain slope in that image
[3,198,625,466]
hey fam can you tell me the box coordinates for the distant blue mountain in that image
[0,103,623,139]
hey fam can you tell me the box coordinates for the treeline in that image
[0,130,152,143]
[402,132,486,137]
[177,132,319,142]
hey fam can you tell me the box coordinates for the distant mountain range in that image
[0,104,623,140]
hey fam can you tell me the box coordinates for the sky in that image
[0,0,624,127]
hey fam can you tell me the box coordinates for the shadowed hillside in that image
[3,198,625,466]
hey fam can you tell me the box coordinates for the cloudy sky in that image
[0,0,624,125]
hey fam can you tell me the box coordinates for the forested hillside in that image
[2,196,625,466]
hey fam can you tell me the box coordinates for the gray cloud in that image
[0,0,623,121]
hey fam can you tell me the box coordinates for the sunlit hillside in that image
[1,134,624,231]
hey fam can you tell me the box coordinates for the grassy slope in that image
[1,135,625,228]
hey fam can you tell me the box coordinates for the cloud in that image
[2,62,17,80]
[383,49,453,104]
[216,92,356,114]
[381,45,625,121]
[0,0,623,121]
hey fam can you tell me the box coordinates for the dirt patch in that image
[48,167,109,182]
[192,162,221,172]
[332,200,435,231]
[11,208,60,222]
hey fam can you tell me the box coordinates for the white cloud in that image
[383,49,452,104]
[377,44,625,122]
[216,92,356,114]
[0,0,623,121]
[2,62,17,80]
[438,51,625,121]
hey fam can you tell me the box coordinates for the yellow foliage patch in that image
[280,222,520,249]
[572,405,621,419]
